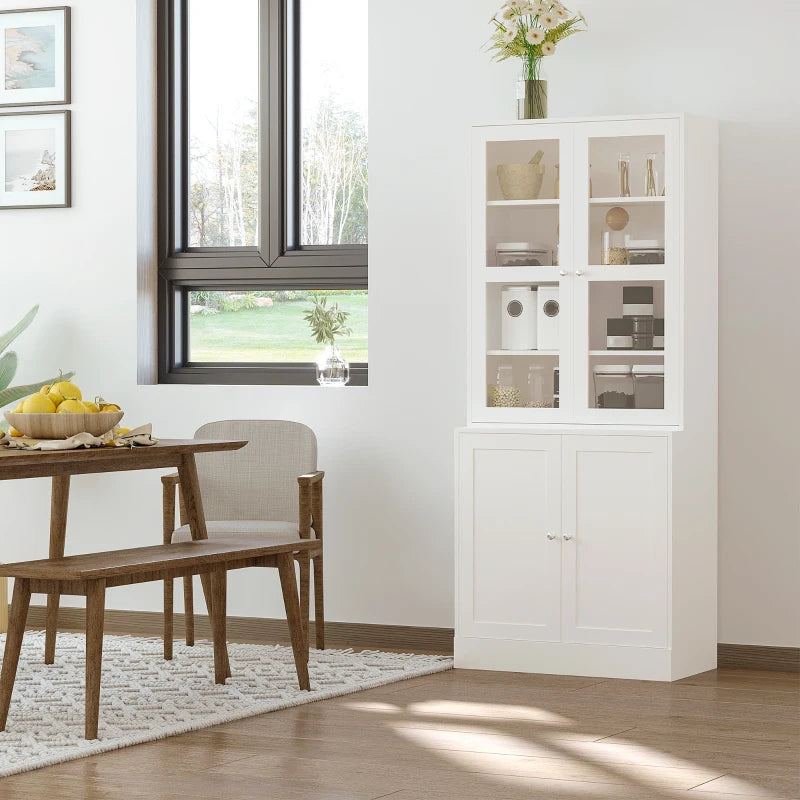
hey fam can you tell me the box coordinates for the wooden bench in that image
[0,534,317,740]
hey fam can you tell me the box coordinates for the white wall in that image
[0,0,797,647]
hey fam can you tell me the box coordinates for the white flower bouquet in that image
[488,1,587,117]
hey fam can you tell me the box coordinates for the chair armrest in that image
[297,470,325,486]
[161,472,180,488]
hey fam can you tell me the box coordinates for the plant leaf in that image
[0,370,74,410]
[0,351,18,391]
[0,305,39,355]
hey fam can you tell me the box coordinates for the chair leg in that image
[209,570,229,685]
[0,578,31,731]
[183,576,195,646]
[277,553,310,691]
[163,578,174,660]
[85,580,106,740]
[298,554,310,650]
[313,554,325,650]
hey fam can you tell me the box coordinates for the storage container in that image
[626,237,665,265]
[607,318,633,350]
[653,318,664,350]
[633,365,665,409]
[553,367,560,408]
[495,242,552,267]
[601,230,628,265]
[488,364,521,407]
[501,286,537,350]
[525,364,551,408]
[622,286,654,317]
[631,315,654,350]
[593,365,634,409]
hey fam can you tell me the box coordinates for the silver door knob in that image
[563,534,574,541]
[558,270,568,277]
[546,533,559,540]
[574,270,584,277]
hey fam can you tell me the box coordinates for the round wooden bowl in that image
[3,411,124,439]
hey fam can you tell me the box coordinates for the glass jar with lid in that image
[525,364,551,408]
[593,365,634,408]
[488,364,521,407]
[633,365,665,409]
[601,230,628,265]
[495,242,552,267]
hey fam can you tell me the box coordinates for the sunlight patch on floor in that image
[405,700,572,724]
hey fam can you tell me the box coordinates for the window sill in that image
[158,363,368,386]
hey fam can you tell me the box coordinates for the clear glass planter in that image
[316,344,350,387]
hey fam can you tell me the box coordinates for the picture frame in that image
[0,6,70,107]
[0,109,70,209]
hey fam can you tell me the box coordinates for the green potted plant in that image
[304,296,352,386]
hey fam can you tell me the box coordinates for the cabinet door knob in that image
[546,533,559,540]
[558,270,568,277]
[574,270,584,277]
[563,534,574,541]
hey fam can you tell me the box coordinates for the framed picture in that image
[0,6,70,107]
[0,109,70,208]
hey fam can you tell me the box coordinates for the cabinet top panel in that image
[472,113,711,129]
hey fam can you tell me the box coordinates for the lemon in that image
[57,399,86,414]
[100,403,122,413]
[39,384,51,395]
[49,380,82,405]
[13,400,24,412]
[83,401,100,413]
[22,393,56,413]
[9,426,23,437]
[116,427,131,436]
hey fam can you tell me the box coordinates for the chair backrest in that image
[192,420,317,523]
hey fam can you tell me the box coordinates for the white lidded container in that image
[495,242,552,267]
[501,286,537,350]
[593,364,634,409]
[536,286,560,350]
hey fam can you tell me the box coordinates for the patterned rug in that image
[0,631,452,777]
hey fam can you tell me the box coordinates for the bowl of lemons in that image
[4,378,124,439]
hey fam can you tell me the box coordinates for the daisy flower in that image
[541,40,556,55]
[532,2,549,14]
[502,24,519,43]
[525,27,546,45]
[500,6,517,21]
[539,12,559,29]
[554,3,570,19]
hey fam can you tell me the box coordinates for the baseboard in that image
[23,606,455,655]
[717,643,800,673]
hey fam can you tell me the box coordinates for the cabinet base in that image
[454,636,716,681]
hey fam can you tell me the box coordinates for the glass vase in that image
[316,344,350,387]
[516,61,547,120]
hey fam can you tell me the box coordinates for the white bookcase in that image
[456,114,718,681]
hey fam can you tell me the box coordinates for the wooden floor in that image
[1,663,798,799]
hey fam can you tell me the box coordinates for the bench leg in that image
[209,570,229,685]
[277,553,310,691]
[183,576,195,646]
[313,553,325,651]
[0,578,31,731]
[45,475,70,665]
[163,578,173,660]
[85,580,106,740]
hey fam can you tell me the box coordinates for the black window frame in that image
[156,0,368,385]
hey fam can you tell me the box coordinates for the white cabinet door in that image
[458,434,562,641]
[561,435,669,647]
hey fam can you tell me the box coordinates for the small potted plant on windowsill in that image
[304,296,352,387]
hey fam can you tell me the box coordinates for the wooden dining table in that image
[0,440,247,661]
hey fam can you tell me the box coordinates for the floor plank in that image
[0,664,797,799]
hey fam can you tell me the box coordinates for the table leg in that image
[45,475,70,665]
[0,577,7,634]
[177,454,231,678]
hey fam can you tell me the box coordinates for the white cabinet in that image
[457,114,718,681]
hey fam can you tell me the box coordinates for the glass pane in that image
[188,0,259,248]
[188,290,368,363]
[588,281,665,410]
[300,0,368,245]
[486,139,560,268]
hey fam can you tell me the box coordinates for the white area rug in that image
[0,631,452,777]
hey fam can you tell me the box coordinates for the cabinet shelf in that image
[487,199,559,207]
[589,196,665,206]
[588,350,664,357]
[488,349,559,356]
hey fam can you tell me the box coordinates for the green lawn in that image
[189,295,368,363]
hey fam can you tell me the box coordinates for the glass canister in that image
[601,230,628,265]
[633,365,665,409]
[593,365,634,409]
[488,364,521,407]
[525,364,551,408]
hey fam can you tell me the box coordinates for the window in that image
[156,0,368,384]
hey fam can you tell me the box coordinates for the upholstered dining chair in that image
[161,420,324,659]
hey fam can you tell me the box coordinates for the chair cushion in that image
[171,520,301,543]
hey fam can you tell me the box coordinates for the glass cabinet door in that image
[471,124,575,423]
[570,119,681,424]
